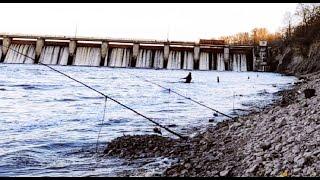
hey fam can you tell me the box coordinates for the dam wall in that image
[0,34,257,72]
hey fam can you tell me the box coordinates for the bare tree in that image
[283,11,293,39]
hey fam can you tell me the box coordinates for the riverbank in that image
[104,71,319,177]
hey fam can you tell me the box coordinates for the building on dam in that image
[0,34,269,72]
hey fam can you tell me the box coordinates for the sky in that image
[0,3,298,41]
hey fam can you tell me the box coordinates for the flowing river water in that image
[0,64,296,176]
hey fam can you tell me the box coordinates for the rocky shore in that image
[104,72,320,177]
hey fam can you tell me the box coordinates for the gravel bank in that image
[104,72,320,177]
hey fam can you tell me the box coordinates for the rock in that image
[246,164,259,173]
[303,152,312,159]
[207,155,219,161]
[287,136,295,143]
[293,110,301,117]
[184,163,192,169]
[276,118,287,128]
[306,167,315,175]
[275,144,282,151]
[303,88,316,99]
[233,122,242,127]
[312,149,320,156]
[168,124,177,127]
[293,167,301,174]
[260,142,271,151]
[210,170,219,176]
[270,116,276,121]
[306,127,314,134]
[287,155,294,163]
[296,157,306,168]
[208,119,215,122]
[180,169,188,176]
[292,145,300,154]
[153,127,162,135]
[219,170,229,176]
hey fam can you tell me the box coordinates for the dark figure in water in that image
[182,72,192,83]
[153,127,162,135]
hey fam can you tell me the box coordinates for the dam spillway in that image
[0,34,259,72]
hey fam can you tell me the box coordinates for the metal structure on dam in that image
[0,34,269,71]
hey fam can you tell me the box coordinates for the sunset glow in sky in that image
[0,3,297,41]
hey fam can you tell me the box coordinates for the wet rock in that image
[153,127,162,135]
[168,124,177,128]
[208,119,215,123]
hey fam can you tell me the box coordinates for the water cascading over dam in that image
[232,53,247,72]
[108,48,131,67]
[199,52,210,70]
[4,44,35,64]
[167,51,182,70]
[153,50,164,69]
[0,34,256,72]
[136,49,153,68]
[39,46,69,65]
[183,51,194,70]
[73,47,101,66]
[217,53,225,71]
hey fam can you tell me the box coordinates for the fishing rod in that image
[126,72,234,119]
[0,45,186,140]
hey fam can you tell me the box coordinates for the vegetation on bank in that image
[216,3,320,75]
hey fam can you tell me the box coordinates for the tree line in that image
[282,3,320,46]
[217,3,320,46]
[218,28,281,45]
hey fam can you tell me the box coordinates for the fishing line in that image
[96,97,107,154]
[126,72,234,119]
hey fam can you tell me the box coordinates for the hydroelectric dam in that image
[0,34,268,71]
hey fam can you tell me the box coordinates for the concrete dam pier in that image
[0,34,268,71]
